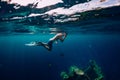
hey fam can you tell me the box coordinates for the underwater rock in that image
[60,60,104,80]
[85,60,104,80]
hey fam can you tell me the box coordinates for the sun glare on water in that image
[4,0,63,8]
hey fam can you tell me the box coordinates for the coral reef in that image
[60,60,104,80]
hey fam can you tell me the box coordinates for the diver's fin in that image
[25,41,37,46]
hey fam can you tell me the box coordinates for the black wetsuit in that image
[36,40,54,51]
[47,40,54,51]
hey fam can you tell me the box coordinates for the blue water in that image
[0,2,120,79]
[0,33,120,80]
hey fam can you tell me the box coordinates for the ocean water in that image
[0,1,120,80]
[0,27,120,80]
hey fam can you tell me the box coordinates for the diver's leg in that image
[36,40,53,51]
[47,40,53,51]
[36,42,45,46]
[38,42,52,51]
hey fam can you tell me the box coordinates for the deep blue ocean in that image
[0,30,120,80]
[0,1,120,80]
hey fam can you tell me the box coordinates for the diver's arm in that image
[60,33,67,42]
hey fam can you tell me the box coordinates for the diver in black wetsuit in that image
[35,32,67,51]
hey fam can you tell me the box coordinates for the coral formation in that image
[60,60,104,80]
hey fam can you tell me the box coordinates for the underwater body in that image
[0,0,120,80]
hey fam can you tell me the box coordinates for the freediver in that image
[25,32,67,51]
